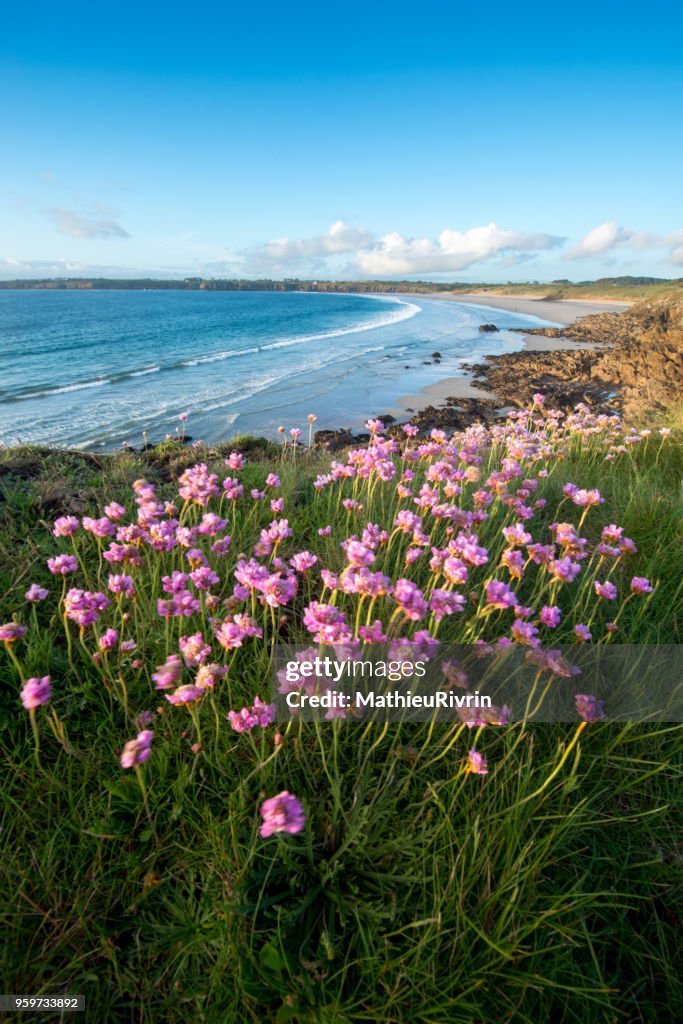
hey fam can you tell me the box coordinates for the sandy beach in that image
[394,293,628,414]
[423,292,631,326]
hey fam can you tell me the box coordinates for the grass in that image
[1,409,682,1023]
[448,279,683,303]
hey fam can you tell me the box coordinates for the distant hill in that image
[0,275,681,301]
[452,277,683,302]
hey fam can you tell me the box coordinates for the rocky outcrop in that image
[315,302,682,447]
[480,301,683,419]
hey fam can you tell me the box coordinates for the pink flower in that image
[99,628,119,652]
[290,551,317,573]
[64,589,110,627]
[572,489,604,508]
[501,549,525,579]
[223,477,244,500]
[303,602,351,643]
[465,749,488,775]
[540,605,561,628]
[162,570,190,594]
[502,524,532,547]
[320,569,338,590]
[121,730,154,768]
[595,580,617,600]
[198,513,228,536]
[20,675,52,709]
[104,502,126,520]
[358,620,388,643]
[549,557,581,584]
[268,519,292,542]
[259,791,306,837]
[574,624,592,641]
[575,694,606,722]
[108,574,135,597]
[165,684,203,705]
[25,584,49,603]
[179,632,211,667]
[630,576,653,594]
[510,619,540,647]
[178,463,220,506]
[47,554,79,575]
[485,580,517,610]
[344,540,375,567]
[456,534,489,568]
[82,516,117,538]
[190,566,220,590]
[194,663,225,689]
[215,618,246,650]
[211,537,232,556]
[228,696,276,733]
[152,654,183,690]
[601,524,623,544]
[526,648,580,677]
[442,557,468,586]
[527,544,555,565]
[52,516,79,537]
[157,591,201,618]
[261,574,297,608]
[429,589,466,621]
[393,579,427,621]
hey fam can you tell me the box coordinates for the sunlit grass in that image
[1,402,681,1022]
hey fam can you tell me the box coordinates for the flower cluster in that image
[3,399,665,838]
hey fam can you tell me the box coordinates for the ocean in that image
[0,290,557,449]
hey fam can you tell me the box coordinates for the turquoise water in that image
[0,290,555,448]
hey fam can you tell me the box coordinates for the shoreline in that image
[390,294,620,419]
[315,297,680,446]
[408,292,631,326]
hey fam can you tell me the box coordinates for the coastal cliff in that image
[474,300,683,420]
[399,301,683,437]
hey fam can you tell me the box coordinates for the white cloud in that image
[565,221,635,259]
[46,207,130,239]
[666,230,683,266]
[565,221,683,268]
[354,223,563,276]
[0,258,169,280]
[260,220,374,263]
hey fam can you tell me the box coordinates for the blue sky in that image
[2,0,682,281]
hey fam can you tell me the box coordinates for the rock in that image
[468,301,683,421]
[315,301,682,447]
[479,324,499,332]
[431,351,442,358]
[313,428,365,451]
